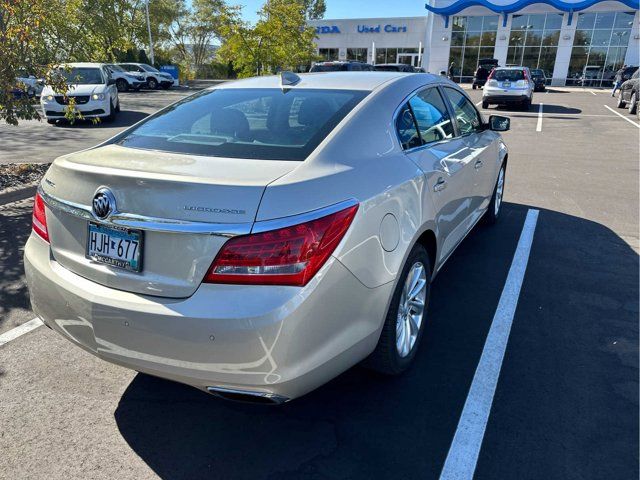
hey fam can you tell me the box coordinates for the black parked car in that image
[616,69,639,115]
[310,61,375,72]
[472,58,499,89]
[374,63,415,73]
[530,69,547,92]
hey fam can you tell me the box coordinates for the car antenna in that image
[280,71,301,90]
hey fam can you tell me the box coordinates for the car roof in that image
[58,62,105,68]
[495,66,528,70]
[215,71,438,91]
[376,63,408,67]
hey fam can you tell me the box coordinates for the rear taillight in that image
[523,70,529,81]
[32,192,49,242]
[204,203,358,286]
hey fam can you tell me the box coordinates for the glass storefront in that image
[448,15,499,82]
[347,48,368,62]
[507,13,562,76]
[318,48,339,61]
[567,11,636,86]
[375,47,424,65]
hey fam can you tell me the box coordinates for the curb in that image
[0,182,38,206]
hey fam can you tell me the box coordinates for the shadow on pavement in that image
[491,103,581,114]
[113,203,638,480]
[52,110,148,129]
[0,201,33,327]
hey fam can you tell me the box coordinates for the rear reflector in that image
[32,192,49,242]
[204,203,358,286]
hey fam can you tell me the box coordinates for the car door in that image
[398,85,476,263]
[441,86,498,220]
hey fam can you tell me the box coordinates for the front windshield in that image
[116,88,369,161]
[59,68,104,85]
[141,64,159,73]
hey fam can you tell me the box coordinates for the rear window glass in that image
[116,88,368,161]
[374,65,401,72]
[494,70,525,81]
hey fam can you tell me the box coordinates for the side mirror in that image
[107,78,116,86]
[488,115,510,132]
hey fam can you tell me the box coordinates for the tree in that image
[301,0,326,20]
[0,0,74,124]
[218,0,319,78]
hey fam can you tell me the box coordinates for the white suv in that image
[104,64,146,92]
[117,63,174,89]
[482,66,534,110]
[40,63,120,124]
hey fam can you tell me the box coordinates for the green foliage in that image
[218,0,320,78]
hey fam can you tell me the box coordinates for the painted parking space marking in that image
[439,209,539,480]
[589,90,598,96]
[0,318,43,347]
[536,103,543,132]
[604,105,640,128]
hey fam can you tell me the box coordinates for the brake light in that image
[204,203,358,286]
[523,70,529,81]
[32,192,49,242]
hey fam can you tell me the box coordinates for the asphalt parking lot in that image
[0,86,638,480]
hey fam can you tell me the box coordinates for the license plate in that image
[502,81,511,88]
[86,222,143,272]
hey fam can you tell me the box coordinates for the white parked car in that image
[104,64,146,92]
[40,63,120,124]
[15,71,42,97]
[482,66,534,110]
[117,63,175,89]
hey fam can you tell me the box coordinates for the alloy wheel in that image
[396,262,427,358]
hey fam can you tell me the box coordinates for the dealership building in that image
[308,0,639,85]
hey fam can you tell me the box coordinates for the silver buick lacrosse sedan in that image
[25,71,510,403]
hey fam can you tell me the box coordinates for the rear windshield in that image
[310,64,348,72]
[531,69,544,77]
[116,88,368,161]
[494,70,525,81]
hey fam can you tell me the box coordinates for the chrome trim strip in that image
[251,198,359,234]
[38,185,252,236]
[206,386,289,404]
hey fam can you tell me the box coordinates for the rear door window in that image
[116,88,368,161]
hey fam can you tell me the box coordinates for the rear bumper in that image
[24,234,392,400]
[482,92,529,104]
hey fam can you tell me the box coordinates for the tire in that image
[629,92,638,115]
[522,97,531,110]
[616,91,626,108]
[484,165,506,225]
[115,79,128,92]
[482,100,488,109]
[46,119,56,125]
[115,99,120,113]
[472,84,477,90]
[147,77,158,89]
[364,243,431,375]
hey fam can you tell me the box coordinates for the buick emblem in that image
[92,188,116,220]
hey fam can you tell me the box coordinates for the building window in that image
[507,13,562,78]
[318,48,339,61]
[567,11,635,86]
[347,48,368,62]
[448,15,499,83]
[375,47,424,66]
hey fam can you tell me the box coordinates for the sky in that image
[237,0,428,24]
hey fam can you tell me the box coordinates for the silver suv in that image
[482,66,534,110]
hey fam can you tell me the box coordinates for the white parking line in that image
[604,105,640,128]
[475,100,482,107]
[589,90,597,96]
[439,209,539,480]
[0,318,43,347]
[536,103,543,132]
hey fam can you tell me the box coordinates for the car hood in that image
[41,84,106,96]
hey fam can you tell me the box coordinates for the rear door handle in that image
[434,178,447,192]
[475,160,484,169]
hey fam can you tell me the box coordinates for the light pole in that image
[145,0,155,65]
